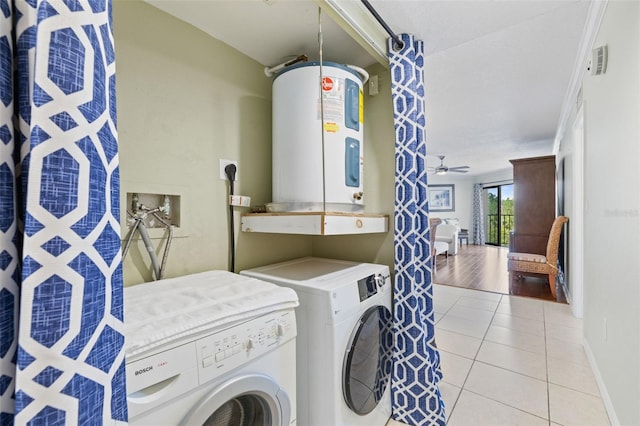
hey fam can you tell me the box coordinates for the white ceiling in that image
[145,0,591,176]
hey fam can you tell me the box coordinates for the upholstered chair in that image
[435,223,459,255]
[507,216,569,298]
[430,218,448,272]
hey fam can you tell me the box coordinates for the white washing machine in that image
[241,257,393,426]
[124,271,299,425]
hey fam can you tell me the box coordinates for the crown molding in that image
[553,0,608,154]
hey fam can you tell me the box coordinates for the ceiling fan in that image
[428,155,470,175]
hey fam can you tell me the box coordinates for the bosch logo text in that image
[135,366,153,376]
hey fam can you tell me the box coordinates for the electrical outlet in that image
[219,159,238,180]
[229,195,251,207]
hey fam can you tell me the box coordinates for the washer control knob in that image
[375,274,385,288]
[276,324,285,337]
[246,338,255,351]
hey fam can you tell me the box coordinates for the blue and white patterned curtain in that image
[389,34,445,425]
[0,0,127,423]
[472,183,485,245]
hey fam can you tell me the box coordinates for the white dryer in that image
[241,257,393,426]
[124,271,299,425]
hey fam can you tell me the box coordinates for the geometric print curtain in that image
[0,0,127,423]
[472,183,485,245]
[388,33,446,425]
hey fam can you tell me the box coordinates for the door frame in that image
[570,104,585,318]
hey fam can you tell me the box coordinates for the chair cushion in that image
[434,241,448,255]
[507,252,547,263]
[435,236,453,243]
[444,218,459,227]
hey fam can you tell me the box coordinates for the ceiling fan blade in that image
[428,155,471,174]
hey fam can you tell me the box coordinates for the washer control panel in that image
[196,308,296,384]
[329,265,391,323]
[356,268,391,302]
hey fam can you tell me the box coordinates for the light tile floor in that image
[387,284,611,426]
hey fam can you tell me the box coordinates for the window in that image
[484,184,514,246]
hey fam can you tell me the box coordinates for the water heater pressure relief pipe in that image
[264,54,308,77]
[345,65,369,84]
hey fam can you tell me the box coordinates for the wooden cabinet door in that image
[509,155,556,255]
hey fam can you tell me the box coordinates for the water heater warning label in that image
[324,122,339,133]
[318,76,344,122]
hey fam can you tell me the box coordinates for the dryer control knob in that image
[276,324,285,337]
[375,274,385,288]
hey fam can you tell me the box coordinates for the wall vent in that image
[588,45,608,76]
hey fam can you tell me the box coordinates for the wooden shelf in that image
[241,212,389,235]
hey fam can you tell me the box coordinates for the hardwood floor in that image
[434,243,567,303]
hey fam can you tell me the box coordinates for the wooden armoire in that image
[509,155,556,255]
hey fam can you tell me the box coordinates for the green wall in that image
[114,0,312,285]
[114,1,394,285]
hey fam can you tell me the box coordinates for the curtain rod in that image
[360,0,403,50]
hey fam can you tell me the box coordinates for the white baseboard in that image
[583,339,620,426]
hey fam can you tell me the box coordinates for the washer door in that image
[342,305,393,415]
[180,374,290,426]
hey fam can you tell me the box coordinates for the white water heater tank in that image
[270,62,365,213]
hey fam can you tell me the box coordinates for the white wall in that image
[428,174,474,230]
[473,168,513,186]
[559,2,640,424]
[429,168,514,242]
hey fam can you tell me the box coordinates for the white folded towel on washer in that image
[124,270,298,360]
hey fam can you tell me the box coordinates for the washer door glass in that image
[180,375,290,426]
[203,394,267,425]
[342,305,393,415]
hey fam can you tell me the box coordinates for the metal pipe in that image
[360,0,403,50]
[122,205,174,281]
[137,221,161,281]
[160,225,173,279]
[319,7,327,213]
[122,212,140,260]
[151,211,174,280]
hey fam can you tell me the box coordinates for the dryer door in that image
[342,305,393,415]
[180,374,291,426]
